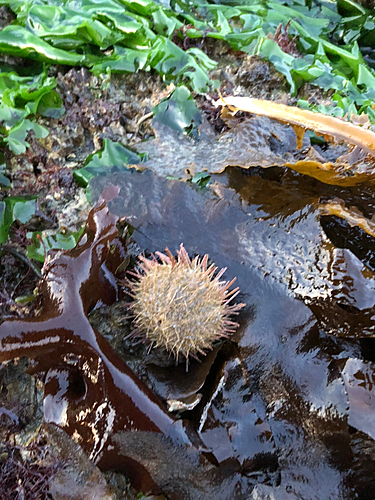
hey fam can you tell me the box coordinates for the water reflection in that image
[90,166,375,498]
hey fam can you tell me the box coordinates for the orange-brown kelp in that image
[220,96,375,155]
[319,199,375,239]
[219,96,375,186]
[0,185,196,491]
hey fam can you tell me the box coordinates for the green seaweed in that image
[0,196,37,244]
[27,228,85,262]
[153,85,202,135]
[73,138,142,188]
[0,0,374,112]
[0,0,374,164]
[0,67,63,154]
[0,153,10,186]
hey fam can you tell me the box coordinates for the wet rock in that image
[46,424,115,500]
[111,430,244,500]
[0,359,43,440]
[340,358,375,439]
[0,6,14,30]
[358,0,375,7]
[236,56,289,100]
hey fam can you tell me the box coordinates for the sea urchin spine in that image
[125,244,245,367]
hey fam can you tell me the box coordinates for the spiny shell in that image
[125,244,245,366]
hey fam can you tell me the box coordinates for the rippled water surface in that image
[90,154,375,499]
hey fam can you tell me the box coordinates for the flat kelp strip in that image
[216,96,375,186]
[319,200,375,239]
[284,156,375,186]
[0,185,202,493]
[220,96,375,158]
[341,359,375,441]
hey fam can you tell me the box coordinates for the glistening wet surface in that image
[90,165,375,499]
[2,113,375,498]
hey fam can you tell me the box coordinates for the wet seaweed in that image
[88,167,375,498]
[0,185,205,493]
[219,96,375,185]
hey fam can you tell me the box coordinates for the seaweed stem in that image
[220,96,375,157]
[1,245,42,279]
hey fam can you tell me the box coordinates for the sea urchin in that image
[125,244,245,367]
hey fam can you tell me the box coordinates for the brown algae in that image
[0,187,199,490]
[220,96,375,156]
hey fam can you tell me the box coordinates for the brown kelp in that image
[219,96,375,186]
[0,185,199,492]
[319,199,375,238]
[220,97,375,157]
[136,98,375,187]
[89,167,375,498]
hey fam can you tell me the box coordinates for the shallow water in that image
[90,162,375,499]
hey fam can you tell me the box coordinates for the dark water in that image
[90,164,375,499]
